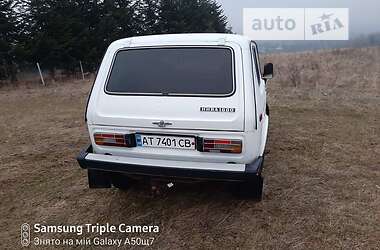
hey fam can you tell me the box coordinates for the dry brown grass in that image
[0,47,379,249]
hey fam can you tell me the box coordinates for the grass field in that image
[0,47,379,249]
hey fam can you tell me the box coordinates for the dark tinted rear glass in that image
[106,47,234,96]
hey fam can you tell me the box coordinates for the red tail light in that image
[94,133,135,147]
[200,138,242,154]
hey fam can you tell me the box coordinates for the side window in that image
[251,43,261,84]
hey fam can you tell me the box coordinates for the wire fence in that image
[0,61,93,87]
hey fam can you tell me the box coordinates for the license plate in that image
[135,134,196,150]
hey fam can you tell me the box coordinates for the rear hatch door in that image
[90,46,244,131]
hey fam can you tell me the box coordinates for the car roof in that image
[109,33,252,48]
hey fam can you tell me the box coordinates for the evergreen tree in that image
[138,0,160,35]
[1,0,231,79]
[0,0,18,81]
[96,0,137,50]
[25,0,138,73]
[25,0,88,75]
[158,0,230,34]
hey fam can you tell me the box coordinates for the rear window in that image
[105,47,234,96]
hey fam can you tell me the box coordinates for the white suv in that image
[77,34,273,200]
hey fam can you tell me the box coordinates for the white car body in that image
[78,33,271,198]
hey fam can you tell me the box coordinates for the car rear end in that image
[77,35,264,199]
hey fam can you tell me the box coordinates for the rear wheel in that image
[235,175,263,201]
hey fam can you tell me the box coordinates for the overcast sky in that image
[216,0,380,37]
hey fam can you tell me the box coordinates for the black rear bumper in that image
[77,145,263,182]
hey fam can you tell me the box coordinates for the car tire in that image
[266,104,270,116]
[111,174,132,190]
[235,175,263,201]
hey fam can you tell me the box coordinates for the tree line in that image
[0,0,231,81]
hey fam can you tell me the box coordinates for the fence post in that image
[36,62,45,86]
[79,60,85,80]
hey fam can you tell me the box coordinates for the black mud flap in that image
[87,169,112,188]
